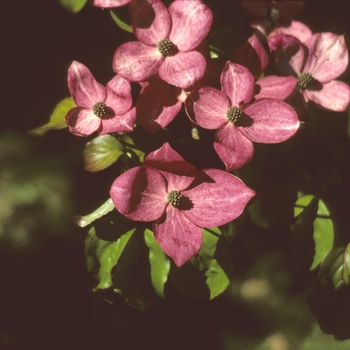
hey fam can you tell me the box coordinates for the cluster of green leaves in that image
[81,205,232,310]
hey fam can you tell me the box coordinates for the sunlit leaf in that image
[95,228,136,290]
[312,199,334,270]
[110,8,132,33]
[28,97,74,136]
[170,227,232,299]
[58,0,88,13]
[112,227,161,311]
[74,198,115,228]
[83,134,124,172]
[144,229,170,297]
[293,194,334,270]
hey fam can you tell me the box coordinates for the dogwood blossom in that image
[113,0,213,89]
[268,32,350,114]
[110,143,255,266]
[186,61,300,171]
[66,61,135,136]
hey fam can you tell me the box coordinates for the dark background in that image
[2,1,350,349]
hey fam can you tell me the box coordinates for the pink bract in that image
[185,61,300,171]
[113,0,213,89]
[268,33,350,113]
[93,0,132,8]
[66,61,136,136]
[110,143,255,267]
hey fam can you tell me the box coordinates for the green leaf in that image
[95,228,136,290]
[312,199,334,270]
[58,0,88,13]
[74,198,115,228]
[85,225,136,290]
[83,134,124,172]
[170,227,232,299]
[293,194,334,270]
[144,229,170,297]
[110,8,133,33]
[28,97,74,136]
[319,244,350,290]
[112,227,161,310]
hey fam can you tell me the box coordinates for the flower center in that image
[297,72,314,89]
[167,190,182,207]
[226,107,242,124]
[270,7,280,23]
[92,102,107,118]
[158,39,174,56]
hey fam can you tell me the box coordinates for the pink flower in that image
[110,143,255,266]
[268,33,350,113]
[66,61,136,136]
[93,0,132,8]
[113,0,213,89]
[185,61,300,171]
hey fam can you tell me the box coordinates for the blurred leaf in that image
[293,194,334,271]
[110,8,132,33]
[58,0,88,13]
[319,244,350,290]
[74,198,115,228]
[83,134,124,172]
[144,229,170,297]
[28,97,74,136]
[170,227,232,299]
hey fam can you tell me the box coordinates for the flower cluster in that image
[63,0,349,268]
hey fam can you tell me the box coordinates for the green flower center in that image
[226,107,242,124]
[158,39,174,56]
[298,72,314,89]
[270,7,280,23]
[92,102,107,118]
[167,190,182,207]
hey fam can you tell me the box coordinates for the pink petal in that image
[94,0,131,7]
[110,166,167,222]
[220,61,255,107]
[67,61,106,108]
[240,99,300,143]
[255,75,297,100]
[182,169,256,227]
[130,0,171,46]
[268,34,306,76]
[104,88,133,116]
[232,33,269,79]
[98,106,136,134]
[144,142,197,177]
[65,108,101,136]
[136,82,182,134]
[302,80,350,112]
[154,206,202,267]
[113,41,163,82]
[106,74,132,99]
[303,33,349,83]
[214,124,254,171]
[185,86,230,129]
[268,20,312,44]
[158,51,206,89]
[168,0,213,52]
